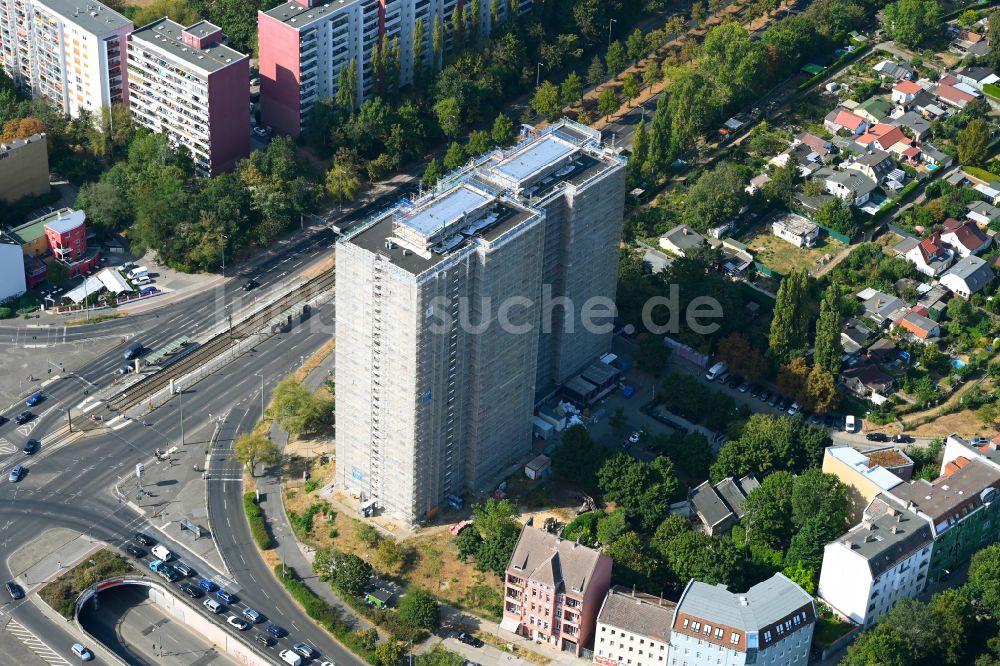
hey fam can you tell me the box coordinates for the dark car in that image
[255,633,275,647]
[866,432,890,442]
[265,623,286,638]
[180,583,202,598]
[6,581,23,599]
[0,415,6,426]
[124,543,146,558]
[173,562,196,578]
[893,434,915,444]
[749,385,762,398]
[757,390,770,403]
[726,375,742,389]
[21,440,38,455]
[134,532,155,546]
[14,411,33,425]
[243,279,258,291]
[457,633,484,648]
[825,414,841,429]
[216,589,237,604]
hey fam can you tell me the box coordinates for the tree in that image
[468,0,482,46]
[645,94,673,175]
[597,453,678,530]
[412,17,427,82]
[663,531,742,586]
[454,525,483,561]
[326,157,361,210]
[777,358,810,404]
[475,525,519,576]
[883,0,942,48]
[560,71,583,107]
[990,9,1000,71]
[782,560,816,594]
[609,407,629,433]
[741,471,795,549]
[234,433,280,476]
[651,514,691,558]
[622,72,640,105]
[843,626,918,666]
[710,413,828,481]
[434,97,463,139]
[336,59,358,111]
[46,261,69,287]
[431,15,444,71]
[716,332,770,382]
[606,41,627,76]
[814,288,843,374]
[472,498,518,539]
[467,130,491,157]
[681,162,748,232]
[443,141,467,170]
[315,550,372,595]
[804,364,840,413]
[531,80,562,119]
[628,119,648,186]
[551,425,608,490]
[398,588,440,631]
[131,0,198,27]
[763,157,798,205]
[491,113,515,146]
[970,544,1000,617]
[958,118,991,166]
[586,55,606,87]
[626,28,647,62]
[355,520,381,547]
[815,196,858,237]
[376,640,404,666]
[269,377,335,435]
[597,88,619,120]
[769,269,810,364]
[690,1,705,24]
[642,61,661,92]
[0,116,43,141]
[635,331,669,374]
[422,158,444,187]
[375,538,407,570]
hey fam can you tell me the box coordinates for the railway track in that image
[106,270,335,412]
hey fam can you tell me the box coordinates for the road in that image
[0,293,361,665]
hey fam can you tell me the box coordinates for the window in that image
[714,628,724,639]
[730,633,739,645]
[763,631,772,642]
[776,624,784,635]
[692,622,701,632]
[682,619,689,629]
[703,625,711,636]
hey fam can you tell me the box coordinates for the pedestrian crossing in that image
[5,618,71,665]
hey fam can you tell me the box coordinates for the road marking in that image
[0,439,14,455]
[5,618,71,665]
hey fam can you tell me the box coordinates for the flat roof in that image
[400,185,492,239]
[492,135,576,184]
[131,18,247,75]
[264,0,362,27]
[11,207,80,243]
[36,0,131,35]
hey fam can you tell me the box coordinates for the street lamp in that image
[608,18,617,47]
[176,384,185,446]
[254,372,265,422]
[536,61,542,88]
[219,234,228,276]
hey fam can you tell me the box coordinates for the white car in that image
[628,431,640,444]
[280,650,303,666]
[252,126,269,138]
[151,544,173,561]
[71,643,93,661]
[787,403,800,416]
[227,615,249,631]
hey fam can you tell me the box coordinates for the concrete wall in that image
[0,133,49,203]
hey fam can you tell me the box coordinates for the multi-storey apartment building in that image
[0,132,49,203]
[669,574,815,666]
[594,586,675,666]
[258,0,530,136]
[127,18,249,176]
[817,494,933,628]
[502,525,612,657]
[0,0,131,118]
[335,120,624,523]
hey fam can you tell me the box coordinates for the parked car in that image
[738,381,750,393]
[252,126,269,138]
[71,644,93,661]
[866,432,890,442]
[457,633,484,648]
[628,431,640,445]
[766,393,780,407]
[173,562,195,577]
[787,403,800,416]
[892,434,915,444]
[727,375,742,389]
[757,390,770,403]
[749,385,762,398]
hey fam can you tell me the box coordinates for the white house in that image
[594,586,675,666]
[941,218,992,257]
[817,495,933,628]
[903,232,954,277]
[772,214,820,248]
[940,255,996,298]
[824,170,878,206]
[891,80,924,105]
[0,242,26,304]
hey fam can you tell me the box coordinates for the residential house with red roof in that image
[904,232,954,276]
[941,218,992,257]
[898,311,940,342]
[892,80,924,105]
[856,124,913,154]
[934,74,982,108]
[824,109,869,135]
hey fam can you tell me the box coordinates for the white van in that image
[203,598,223,614]
[151,544,173,561]
[280,649,303,666]
[705,361,728,382]
[128,266,149,279]
[845,415,857,432]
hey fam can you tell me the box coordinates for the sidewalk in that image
[111,420,227,575]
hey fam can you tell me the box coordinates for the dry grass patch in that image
[295,339,336,382]
[746,229,844,276]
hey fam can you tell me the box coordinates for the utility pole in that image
[536,61,542,88]
[67,408,72,432]
[255,372,265,422]
[608,18,617,47]
[177,384,185,446]
[220,234,228,276]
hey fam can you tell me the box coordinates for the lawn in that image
[39,549,134,618]
[745,227,845,277]
[813,614,855,648]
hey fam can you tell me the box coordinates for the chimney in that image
[682,227,689,235]
[891,526,898,534]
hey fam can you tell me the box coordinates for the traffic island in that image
[39,549,134,619]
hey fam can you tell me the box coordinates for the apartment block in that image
[335,120,624,523]
[594,586,675,666]
[127,19,249,175]
[502,525,612,657]
[258,0,530,137]
[823,445,911,522]
[0,0,131,117]
[0,133,49,203]
[818,494,933,628]
[669,574,815,666]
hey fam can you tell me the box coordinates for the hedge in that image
[243,492,273,550]
[273,564,378,664]
[963,165,1000,183]
[873,180,921,221]
[984,82,1000,101]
